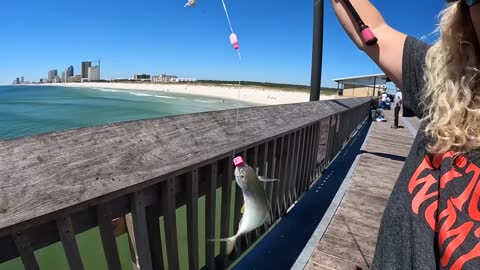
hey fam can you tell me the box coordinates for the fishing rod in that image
[342,0,378,46]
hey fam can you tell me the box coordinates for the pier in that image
[0,98,375,270]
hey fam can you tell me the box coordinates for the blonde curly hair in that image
[423,0,480,154]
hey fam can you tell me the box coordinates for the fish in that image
[210,156,279,255]
[184,0,196,7]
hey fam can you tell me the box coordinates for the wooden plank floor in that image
[304,110,418,270]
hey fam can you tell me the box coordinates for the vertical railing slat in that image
[288,131,300,205]
[326,116,334,165]
[56,216,85,270]
[97,204,122,270]
[14,233,40,270]
[307,123,316,187]
[281,133,294,213]
[162,178,180,270]
[296,128,307,198]
[131,191,154,270]
[220,157,233,265]
[312,121,321,182]
[146,206,164,270]
[266,139,276,223]
[297,126,308,196]
[205,164,217,270]
[302,125,314,193]
[271,136,284,220]
[253,145,260,174]
[186,169,199,270]
[311,123,318,184]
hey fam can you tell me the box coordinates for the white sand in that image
[52,82,341,105]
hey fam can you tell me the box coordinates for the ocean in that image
[0,85,247,270]
[0,85,248,140]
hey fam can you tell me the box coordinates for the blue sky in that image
[1,0,444,87]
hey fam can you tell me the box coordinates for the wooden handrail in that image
[0,97,371,269]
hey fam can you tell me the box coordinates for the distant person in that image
[380,90,388,109]
[332,0,480,269]
[392,89,403,128]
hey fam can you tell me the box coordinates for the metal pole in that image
[310,0,324,101]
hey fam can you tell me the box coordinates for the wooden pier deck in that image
[303,110,419,270]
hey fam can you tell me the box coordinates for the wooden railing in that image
[0,97,371,270]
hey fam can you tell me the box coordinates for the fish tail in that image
[208,236,237,255]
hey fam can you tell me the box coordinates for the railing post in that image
[14,232,40,270]
[310,0,324,101]
[186,170,199,270]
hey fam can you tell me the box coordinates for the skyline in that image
[1,0,444,87]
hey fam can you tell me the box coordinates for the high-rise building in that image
[67,66,74,77]
[48,70,58,81]
[81,61,92,79]
[88,65,100,81]
[20,76,24,84]
[61,71,67,83]
[15,78,20,85]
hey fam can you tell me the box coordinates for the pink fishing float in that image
[230,33,240,50]
[234,156,245,167]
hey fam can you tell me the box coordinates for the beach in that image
[53,82,341,105]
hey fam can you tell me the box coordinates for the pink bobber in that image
[230,33,240,50]
[233,156,245,167]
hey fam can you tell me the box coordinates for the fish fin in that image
[258,176,280,182]
[208,236,237,255]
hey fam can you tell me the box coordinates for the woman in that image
[331,0,480,269]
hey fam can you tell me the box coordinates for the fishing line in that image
[221,0,234,33]
[219,0,242,159]
[219,0,241,127]
[236,80,240,128]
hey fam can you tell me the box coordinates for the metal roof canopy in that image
[333,73,391,86]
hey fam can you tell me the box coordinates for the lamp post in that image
[310,0,324,101]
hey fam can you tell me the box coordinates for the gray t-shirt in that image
[371,36,480,269]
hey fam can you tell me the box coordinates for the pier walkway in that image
[300,110,419,270]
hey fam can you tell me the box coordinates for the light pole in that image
[310,0,324,101]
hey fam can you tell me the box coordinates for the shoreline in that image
[42,82,342,105]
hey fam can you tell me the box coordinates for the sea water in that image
[0,85,248,270]
[0,85,248,140]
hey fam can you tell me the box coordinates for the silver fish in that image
[211,156,279,255]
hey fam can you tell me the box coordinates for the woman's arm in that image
[330,0,407,88]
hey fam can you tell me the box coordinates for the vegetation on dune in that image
[196,80,338,95]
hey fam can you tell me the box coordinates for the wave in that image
[94,88,124,93]
[132,93,153,97]
[154,95,182,99]
[193,99,221,103]
[93,88,180,99]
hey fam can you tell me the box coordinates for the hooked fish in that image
[211,156,279,255]
[184,0,196,7]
